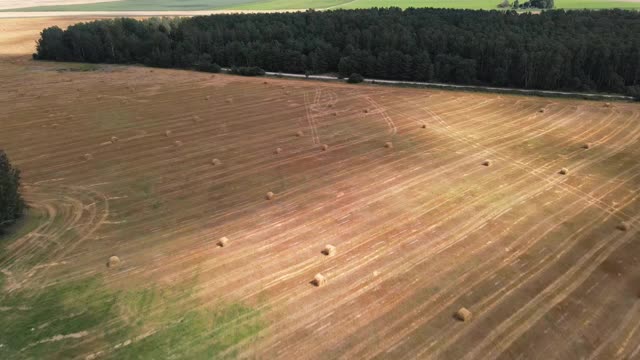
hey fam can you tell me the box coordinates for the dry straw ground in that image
[1,16,640,360]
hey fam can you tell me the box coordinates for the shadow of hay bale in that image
[312,273,327,287]
[322,245,336,256]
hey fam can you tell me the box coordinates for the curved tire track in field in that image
[0,184,109,293]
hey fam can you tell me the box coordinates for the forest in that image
[34,8,640,97]
[0,150,24,234]
[510,0,555,9]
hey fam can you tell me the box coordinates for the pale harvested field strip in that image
[304,89,321,144]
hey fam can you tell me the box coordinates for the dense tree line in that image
[34,8,640,96]
[498,0,554,9]
[509,0,555,9]
[0,151,25,235]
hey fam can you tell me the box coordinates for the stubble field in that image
[1,17,640,360]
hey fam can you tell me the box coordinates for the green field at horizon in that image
[4,0,640,12]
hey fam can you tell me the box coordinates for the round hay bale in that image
[322,245,336,256]
[617,221,630,231]
[313,273,327,287]
[110,136,119,143]
[482,160,492,167]
[363,109,369,113]
[174,140,183,147]
[211,158,222,166]
[604,102,612,108]
[384,142,393,149]
[275,147,283,154]
[421,123,427,129]
[192,115,202,123]
[226,98,233,104]
[83,153,93,161]
[455,307,472,322]
[263,81,268,84]
[107,255,120,268]
[582,143,592,149]
[559,167,568,175]
[296,130,304,137]
[51,123,59,129]
[328,104,333,108]
[321,144,329,151]
[164,130,172,137]
[218,236,229,247]
[205,95,211,101]
[538,108,545,113]
[332,112,338,117]
[266,191,275,200]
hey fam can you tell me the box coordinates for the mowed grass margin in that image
[0,275,265,359]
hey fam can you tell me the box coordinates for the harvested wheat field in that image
[1,17,640,360]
